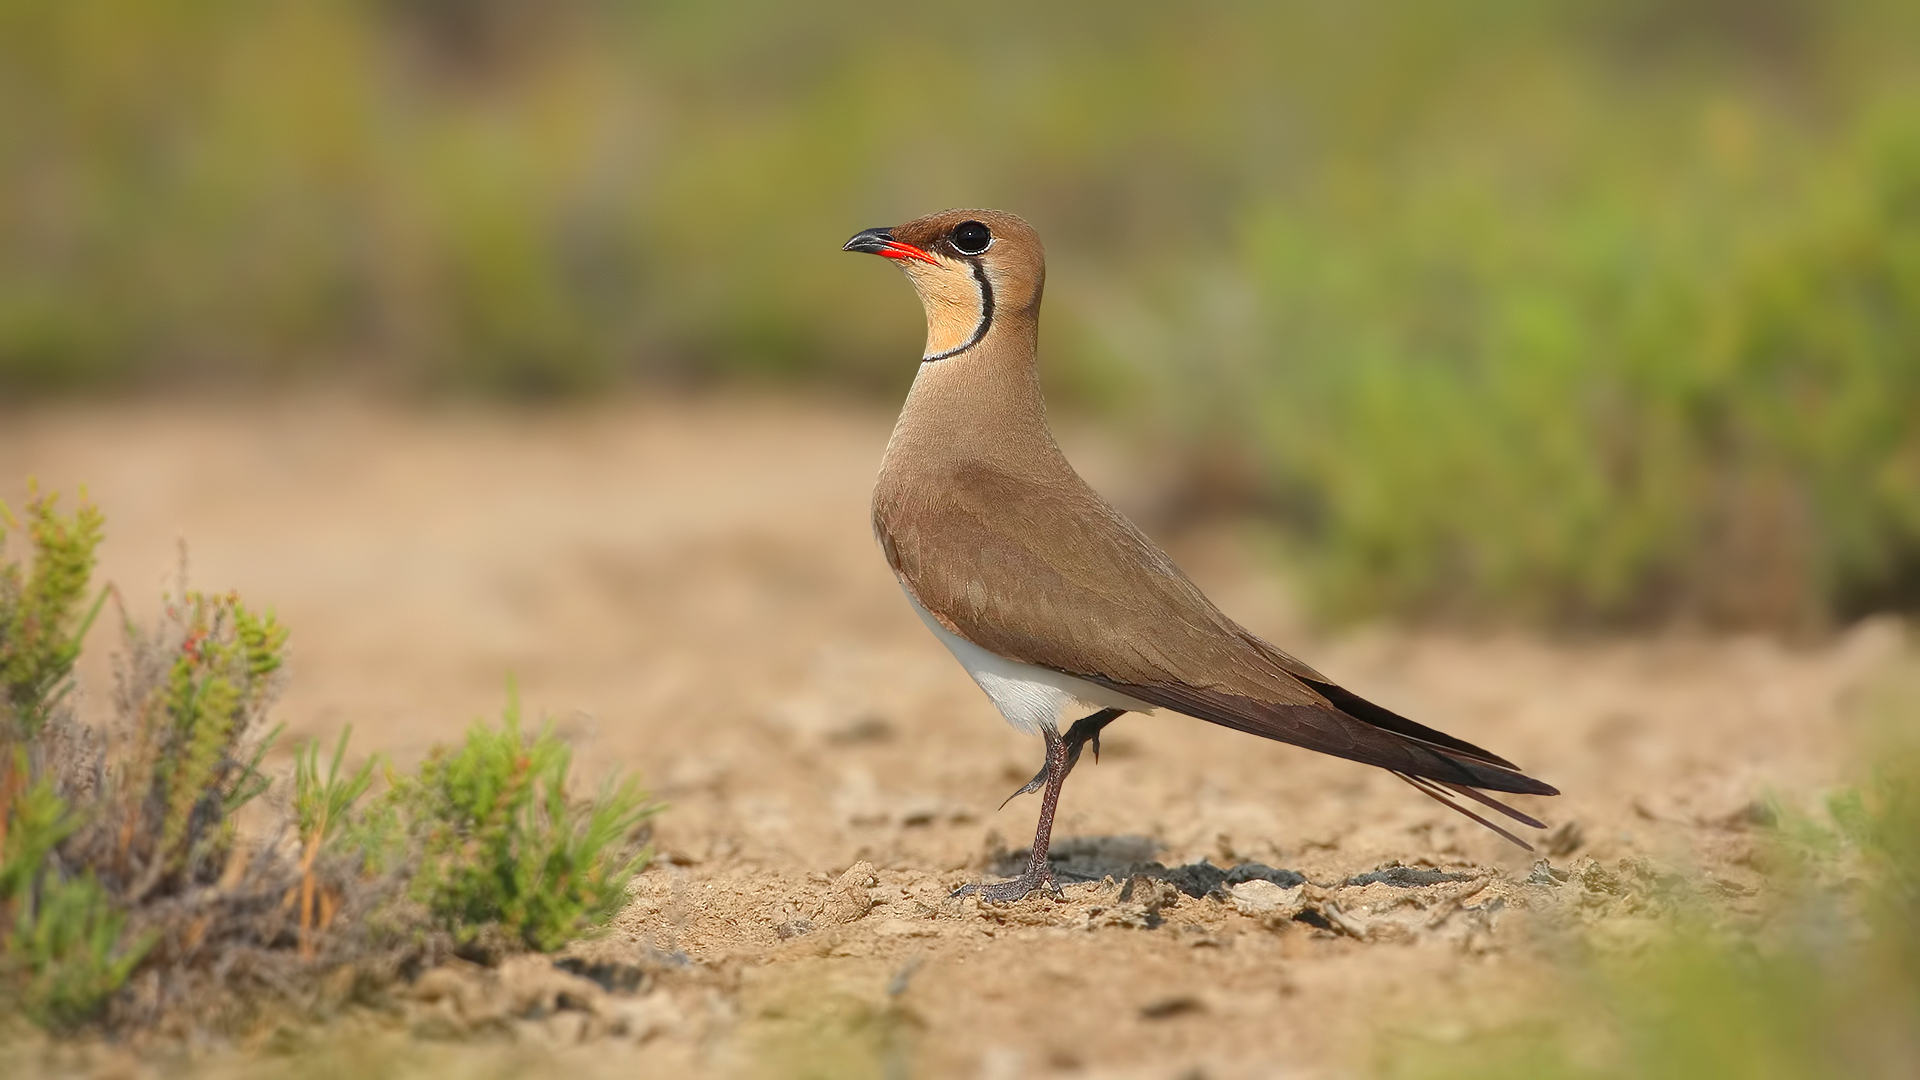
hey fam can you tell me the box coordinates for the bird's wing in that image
[874,459,1557,808]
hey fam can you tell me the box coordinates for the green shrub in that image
[0,779,151,1030]
[93,589,289,899]
[293,724,379,858]
[1,485,663,1034]
[1218,106,1920,629]
[0,491,150,1029]
[385,688,657,952]
[8,1,1920,626]
[288,725,381,958]
[297,696,658,955]
[1,572,294,1029]
[0,489,106,738]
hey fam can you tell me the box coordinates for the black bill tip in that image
[843,226,895,254]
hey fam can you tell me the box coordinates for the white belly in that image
[906,591,1155,735]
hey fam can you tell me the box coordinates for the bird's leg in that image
[998,708,1124,809]
[955,723,1075,904]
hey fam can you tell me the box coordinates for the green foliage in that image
[291,697,657,953]
[293,724,378,857]
[118,591,289,890]
[1,498,290,1029]
[1380,659,1920,1080]
[386,686,656,952]
[0,764,154,1029]
[5,871,152,1030]
[6,1,1920,625]
[0,489,106,737]
[0,763,77,908]
[1227,105,1920,628]
[0,488,150,1029]
[1,485,663,1034]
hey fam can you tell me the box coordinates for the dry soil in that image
[0,397,1901,1079]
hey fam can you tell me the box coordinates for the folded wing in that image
[875,458,1558,847]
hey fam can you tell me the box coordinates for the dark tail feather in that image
[1394,772,1537,851]
[1089,676,1560,797]
[1079,675,1557,849]
[1435,778,1547,829]
[1306,678,1522,771]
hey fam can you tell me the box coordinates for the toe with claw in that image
[951,865,1064,904]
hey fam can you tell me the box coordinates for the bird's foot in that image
[950,865,1063,905]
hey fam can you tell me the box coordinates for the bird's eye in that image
[950,220,993,256]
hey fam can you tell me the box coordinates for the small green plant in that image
[290,725,380,958]
[1,489,306,1030]
[0,488,107,738]
[1,758,155,1030]
[293,725,379,852]
[389,686,657,952]
[100,589,289,900]
[1,769,147,1028]
[0,488,146,1028]
[2,486,663,1034]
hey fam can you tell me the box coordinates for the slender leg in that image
[999,708,1124,809]
[954,724,1074,904]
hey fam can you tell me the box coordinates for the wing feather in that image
[873,456,1558,840]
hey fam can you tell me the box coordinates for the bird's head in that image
[844,209,1044,362]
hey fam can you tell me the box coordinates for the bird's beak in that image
[843,226,939,266]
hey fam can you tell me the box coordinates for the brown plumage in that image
[848,209,1556,901]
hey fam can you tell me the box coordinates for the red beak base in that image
[877,239,938,265]
[844,227,940,265]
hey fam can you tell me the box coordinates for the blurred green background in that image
[4,0,1918,630]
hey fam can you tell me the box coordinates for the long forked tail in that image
[1393,772,1548,851]
[1305,677,1558,851]
[1085,674,1559,850]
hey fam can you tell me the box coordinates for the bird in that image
[846,209,1558,903]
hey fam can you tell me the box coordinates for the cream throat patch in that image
[900,256,993,361]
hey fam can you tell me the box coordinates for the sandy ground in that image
[0,397,1903,1079]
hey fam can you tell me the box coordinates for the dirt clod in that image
[1228,879,1307,920]
[818,861,879,924]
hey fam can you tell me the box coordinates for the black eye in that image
[950,220,993,256]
